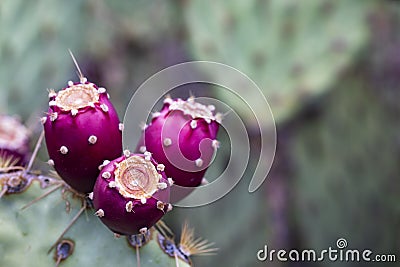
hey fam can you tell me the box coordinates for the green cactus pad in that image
[0,0,181,120]
[0,181,190,267]
[102,0,179,43]
[0,0,86,118]
[185,0,374,124]
[291,76,400,266]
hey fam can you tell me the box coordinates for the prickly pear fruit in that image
[92,152,171,235]
[43,79,122,193]
[136,97,221,187]
[0,115,30,165]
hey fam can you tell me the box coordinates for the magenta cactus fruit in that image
[43,79,122,193]
[136,96,221,187]
[92,152,171,235]
[0,115,30,165]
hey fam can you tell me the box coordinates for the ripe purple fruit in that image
[0,115,30,165]
[43,79,122,193]
[92,152,171,235]
[136,97,221,187]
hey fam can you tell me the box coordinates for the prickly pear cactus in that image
[185,0,374,124]
[291,76,400,266]
[0,181,191,267]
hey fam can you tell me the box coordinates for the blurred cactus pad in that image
[0,182,191,267]
[185,0,375,124]
[0,0,178,119]
[291,72,400,266]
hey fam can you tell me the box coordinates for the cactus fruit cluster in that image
[42,74,222,233]
[33,63,220,266]
[0,72,221,266]
[136,96,221,187]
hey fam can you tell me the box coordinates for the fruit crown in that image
[163,96,223,124]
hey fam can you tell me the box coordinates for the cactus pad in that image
[0,180,191,267]
[185,0,374,124]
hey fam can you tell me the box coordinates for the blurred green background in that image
[1,0,400,266]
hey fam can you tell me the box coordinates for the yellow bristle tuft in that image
[179,221,218,256]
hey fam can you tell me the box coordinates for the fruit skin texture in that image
[136,97,220,187]
[44,81,122,193]
[0,115,30,165]
[93,153,171,235]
